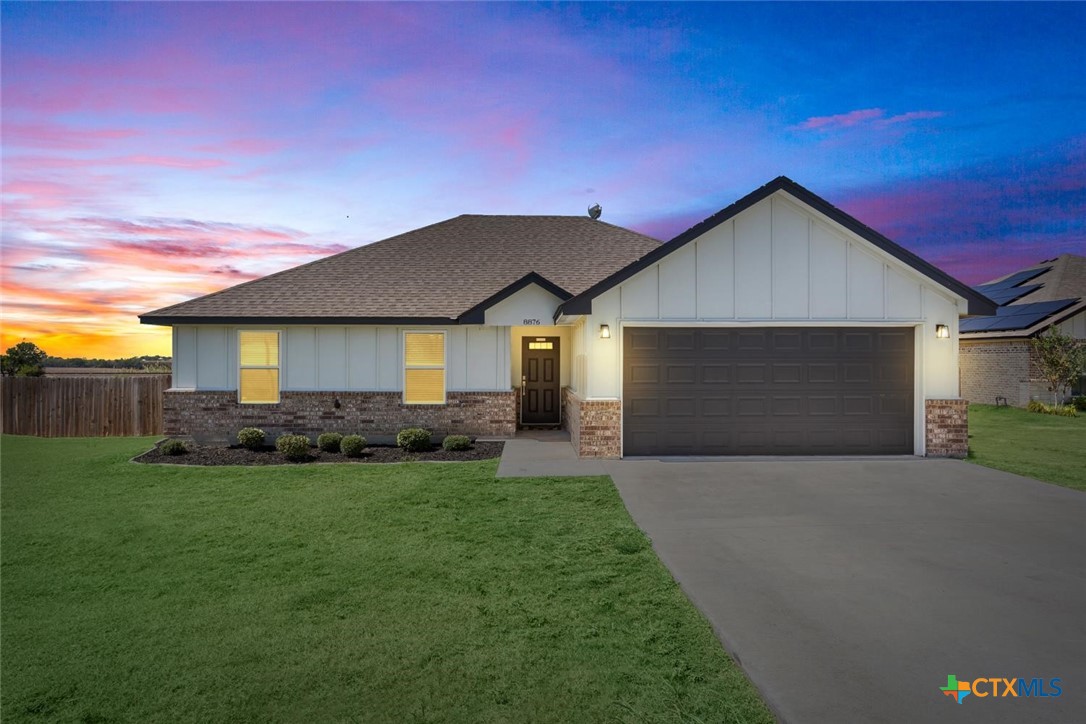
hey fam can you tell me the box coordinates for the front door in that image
[521,337,560,425]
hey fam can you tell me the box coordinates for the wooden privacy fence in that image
[1,375,171,437]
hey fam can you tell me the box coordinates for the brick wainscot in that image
[563,388,621,458]
[165,390,516,442]
[925,399,968,458]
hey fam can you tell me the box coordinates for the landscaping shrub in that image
[317,432,343,453]
[396,428,432,452]
[1027,400,1079,417]
[160,439,187,456]
[1072,395,1086,412]
[341,434,366,457]
[442,434,472,452]
[275,434,312,461]
[237,427,266,450]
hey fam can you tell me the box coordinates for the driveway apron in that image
[605,459,1086,724]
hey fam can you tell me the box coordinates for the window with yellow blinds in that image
[238,330,280,404]
[404,331,445,404]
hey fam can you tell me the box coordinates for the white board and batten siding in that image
[172,325,512,393]
[580,190,966,404]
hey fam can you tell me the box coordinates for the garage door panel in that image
[701,330,732,351]
[702,397,731,416]
[738,331,769,350]
[623,327,913,456]
[702,365,730,383]
[772,331,803,351]
[737,364,767,383]
[772,364,802,383]
[666,364,696,383]
[665,330,696,351]
[771,397,803,416]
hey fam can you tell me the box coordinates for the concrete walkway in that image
[495,432,610,478]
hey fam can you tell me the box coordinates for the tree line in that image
[1,341,171,376]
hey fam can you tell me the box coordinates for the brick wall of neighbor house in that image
[563,388,621,458]
[959,340,1033,407]
[925,399,969,458]
[165,390,516,442]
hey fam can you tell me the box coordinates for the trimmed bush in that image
[1072,395,1086,412]
[275,434,311,462]
[237,427,266,451]
[341,434,366,457]
[442,434,472,452]
[1027,400,1079,417]
[397,428,432,452]
[160,439,187,456]
[317,432,344,453]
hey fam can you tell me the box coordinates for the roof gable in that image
[558,177,996,317]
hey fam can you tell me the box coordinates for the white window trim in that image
[402,330,447,405]
[237,329,283,404]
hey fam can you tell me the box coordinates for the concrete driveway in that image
[607,459,1086,724]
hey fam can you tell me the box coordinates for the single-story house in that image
[141,176,995,458]
[959,254,1085,406]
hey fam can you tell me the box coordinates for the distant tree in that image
[3,341,47,377]
[1031,328,1086,405]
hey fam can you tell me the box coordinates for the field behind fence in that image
[1,375,170,437]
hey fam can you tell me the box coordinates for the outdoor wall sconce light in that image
[599,324,611,339]
[935,324,950,339]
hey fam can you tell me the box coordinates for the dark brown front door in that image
[522,337,560,425]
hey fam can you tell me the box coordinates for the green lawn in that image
[0,436,771,724]
[968,404,1086,491]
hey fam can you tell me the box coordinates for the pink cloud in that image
[795,108,945,132]
[1,122,141,150]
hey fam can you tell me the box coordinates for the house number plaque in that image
[522,318,541,325]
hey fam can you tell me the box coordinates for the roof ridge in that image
[141,215,466,317]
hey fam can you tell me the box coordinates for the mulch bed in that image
[133,440,505,466]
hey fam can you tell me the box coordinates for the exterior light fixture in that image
[935,324,950,339]
[600,324,611,339]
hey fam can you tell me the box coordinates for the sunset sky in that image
[2,2,1084,359]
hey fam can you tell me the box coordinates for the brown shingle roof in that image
[141,215,661,324]
[984,253,1086,303]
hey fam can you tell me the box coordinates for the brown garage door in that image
[623,327,914,456]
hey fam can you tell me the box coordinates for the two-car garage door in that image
[623,327,914,456]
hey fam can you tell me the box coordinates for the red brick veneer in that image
[165,389,515,442]
[563,388,621,458]
[925,399,968,458]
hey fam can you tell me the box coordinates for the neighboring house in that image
[959,254,1086,406]
[141,177,994,458]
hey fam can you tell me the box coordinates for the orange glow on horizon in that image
[0,324,171,359]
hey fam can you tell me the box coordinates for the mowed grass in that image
[968,404,1086,491]
[0,436,771,724]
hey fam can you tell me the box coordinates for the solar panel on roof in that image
[998,299,1076,317]
[961,298,1078,333]
[960,316,1002,332]
[979,284,1041,305]
[978,266,1050,292]
[985,314,1053,332]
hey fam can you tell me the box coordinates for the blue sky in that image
[2,1,1083,356]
